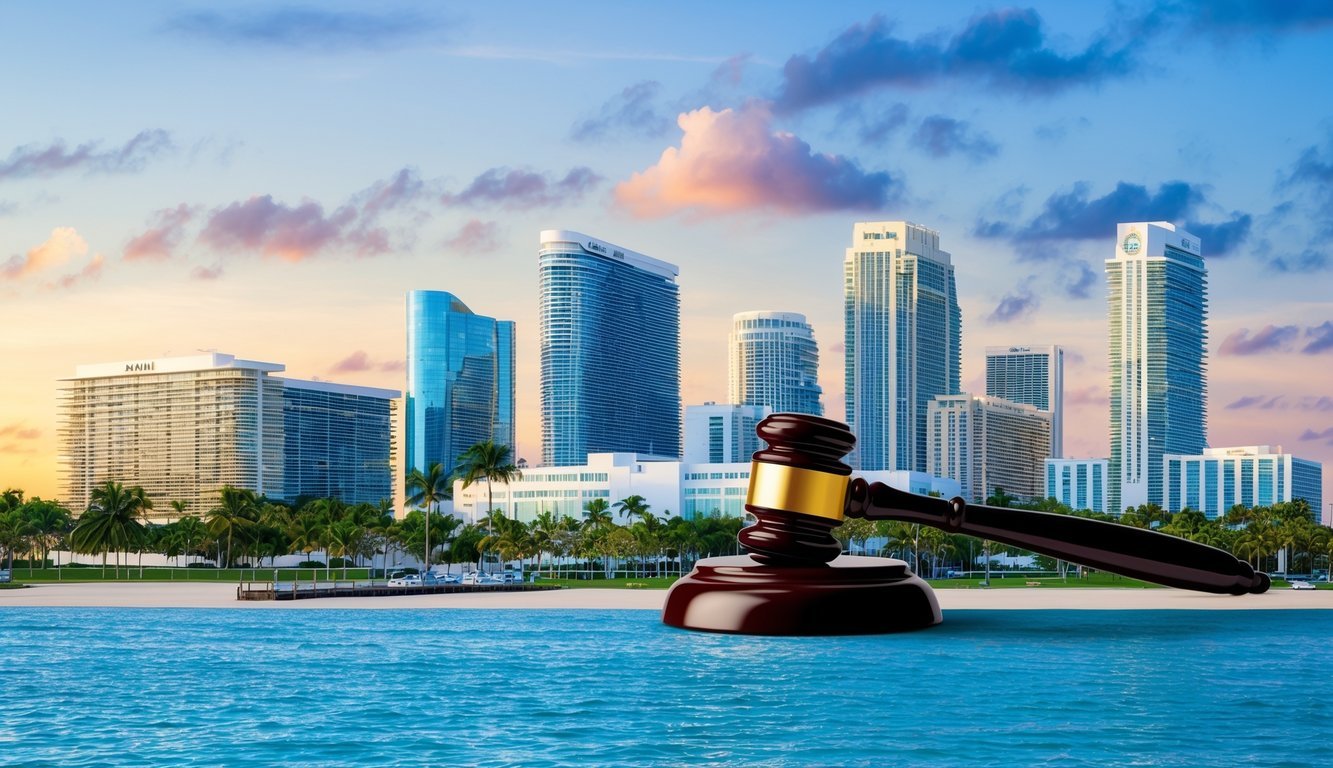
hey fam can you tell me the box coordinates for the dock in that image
[236,580,561,601]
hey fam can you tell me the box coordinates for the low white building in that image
[452,452,961,524]
[683,403,769,464]
[1163,446,1323,519]
[1045,458,1110,514]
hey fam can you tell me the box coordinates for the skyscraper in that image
[729,311,822,416]
[985,344,1064,458]
[844,221,961,471]
[683,402,769,464]
[1107,222,1207,514]
[59,353,398,517]
[405,291,515,479]
[927,393,1052,503]
[539,230,681,466]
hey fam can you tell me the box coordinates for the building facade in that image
[1163,446,1323,520]
[927,394,1052,503]
[1107,222,1207,514]
[1045,458,1110,515]
[539,230,681,466]
[729,311,822,416]
[985,344,1063,458]
[452,452,961,524]
[845,221,961,472]
[59,353,398,518]
[683,403,769,464]
[283,380,397,506]
[405,290,515,479]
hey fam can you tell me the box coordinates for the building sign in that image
[124,362,156,372]
[1122,231,1142,256]
[585,240,607,255]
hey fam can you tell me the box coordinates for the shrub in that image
[296,560,326,568]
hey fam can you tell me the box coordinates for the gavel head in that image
[739,413,856,565]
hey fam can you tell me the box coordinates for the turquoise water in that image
[2,608,1331,767]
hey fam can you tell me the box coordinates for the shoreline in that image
[4,581,1333,610]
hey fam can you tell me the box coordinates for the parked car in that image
[436,572,461,584]
[388,574,422,587]
[1291,580,1316,590]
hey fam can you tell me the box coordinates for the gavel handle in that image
[845,479,1268,595]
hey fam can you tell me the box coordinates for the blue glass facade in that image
[281,381,396,505]
[405,291,515,478]
[539,231,681,466]
[844,223,960,472]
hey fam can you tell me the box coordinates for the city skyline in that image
[2,3,1331,510]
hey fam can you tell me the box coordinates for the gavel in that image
[739,413,1268,595]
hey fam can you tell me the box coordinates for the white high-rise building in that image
[683,403,769,464]
[729,311,822,416]
[1108,222,1207,514]
[986,345,1063,458]
[58,353,398,517]
[927,394,1052,503]
[845,222,961,472]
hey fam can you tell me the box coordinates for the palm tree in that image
[206,486,258,568]
[582,498,613,533]
[454,440,522,528]
[324,519,363,579]
[171,516,207,573]
[614,495,650,523]
[71,481,148,577]
[406,463,450,572]
[169,499,188,524]
[22,499,72,573]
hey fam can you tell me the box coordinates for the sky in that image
[2,1,1331,513]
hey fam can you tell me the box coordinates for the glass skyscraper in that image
[1107,222,1207,514]
[985,344,1063,458]
[539,229,681,466]
[405,291,515,479]
[729,310,822,416]
[282,380,397,506]
[844,221,961,472]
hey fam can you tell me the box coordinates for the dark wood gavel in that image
[739,413,1269,595]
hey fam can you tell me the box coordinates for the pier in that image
[236,580,561,601]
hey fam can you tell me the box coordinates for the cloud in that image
[987,283,1038,324]
[1168,0,1333,34]
[1225,394,1285,410]
[1066,385,1108,406]
[976,180,1251,256]
[0,130,172,182]
[1218,325,1301,355]
[1302,396,1333,412]
[330,351,403,374]
[839,103,910,145]
[166,7,440,51]
[191,264,223,281]
[444,219,501,254]
[354,168,425,217]
[1299,427,1333,445]
[1304,321,1333,354]
[442,167,601,210]
[2,227,89,280]
[0,423,41,440]
[54,252,105,289]
[1060,260,1099,299]
[571,81,674,142]
[615,104,900,217]
[124,204,196,260]
[1269,249,1329,273]
[911,116,998,161]
[774,10,1133,112]
[198,195,386,261]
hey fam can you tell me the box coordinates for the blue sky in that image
[2,1,1331,511]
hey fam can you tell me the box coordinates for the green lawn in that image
[2,567,372,583]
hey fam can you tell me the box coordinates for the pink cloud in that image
[191,264,223,280]
[444,219,501,254]
[1066,385,1108,406]
[614,104,899,217]
[3,227,88,279]
[0,423,41,440]
[379,359,406,372]
[54,252,105,289]
[442,167,600,209]
[124,204,195,260]
[331,351,374,373]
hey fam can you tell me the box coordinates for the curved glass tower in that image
[405,291,515,479]
[539,230,680,466]
[729,310,822,416]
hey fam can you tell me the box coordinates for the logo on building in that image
[1122,232,1142,256]
[124,362,156,372]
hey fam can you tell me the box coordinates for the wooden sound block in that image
[662,555,941,636]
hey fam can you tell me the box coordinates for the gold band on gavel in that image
[745,462,850,522]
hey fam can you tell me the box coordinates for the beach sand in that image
[4,581,1332,611]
